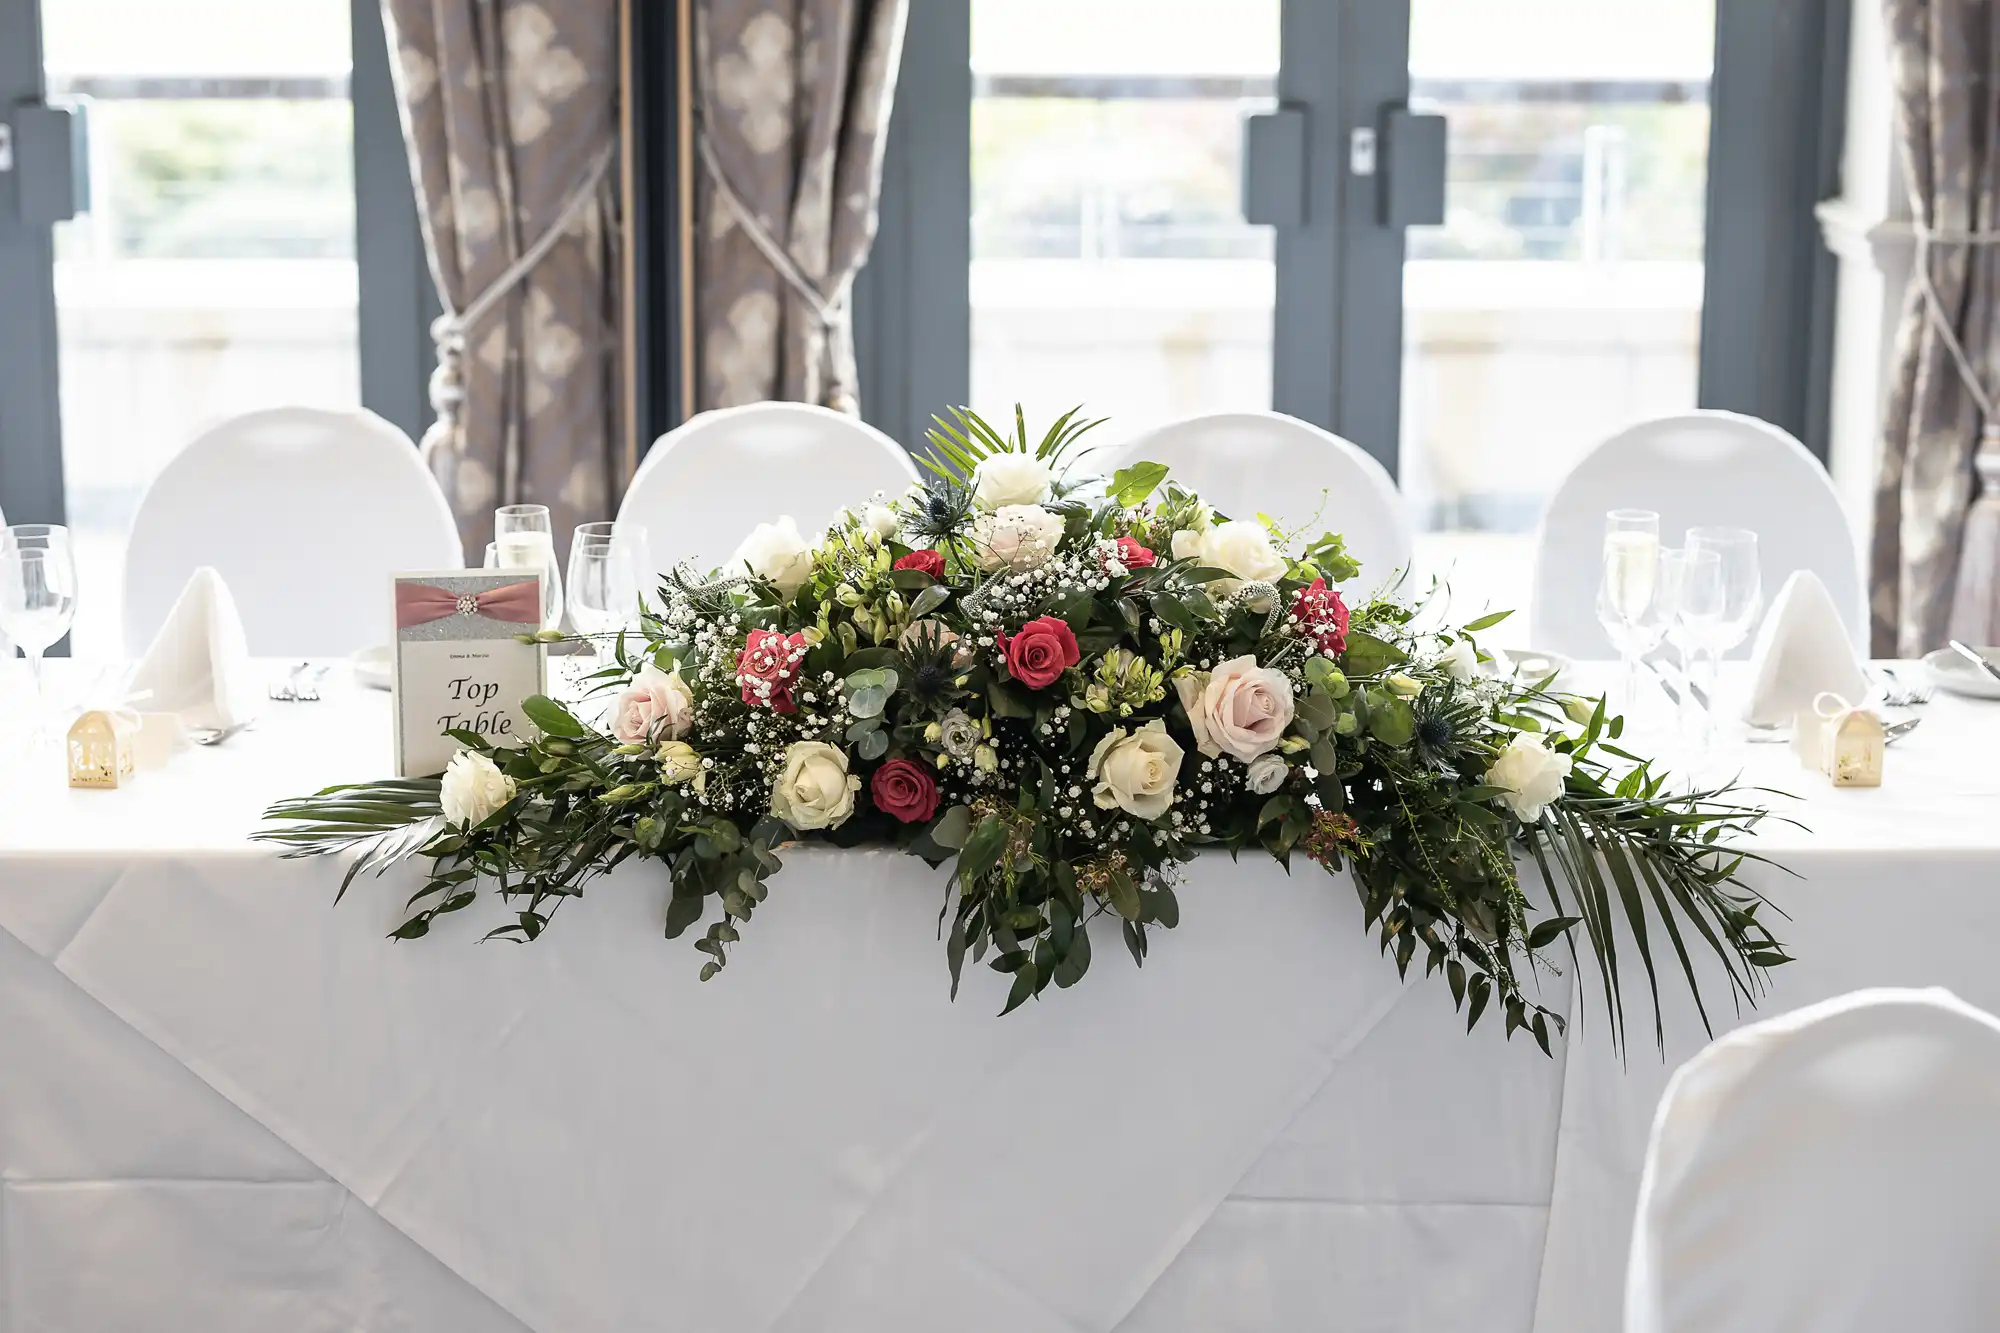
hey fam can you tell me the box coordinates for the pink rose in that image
[736,629,808,713]
[1174,655,1296,762]
[894,549,946,579]
[611,663,695,743]
[869,757,940,823]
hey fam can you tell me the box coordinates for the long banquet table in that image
[2,659,1997,1332]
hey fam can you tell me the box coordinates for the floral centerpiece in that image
[260,408,1789,1052]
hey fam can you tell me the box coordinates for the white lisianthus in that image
[1440,638,1478,683]
[1385,672,1424,699]
[439,750,516,828]
[971,504,1066,572]
[971,452,1053,509]
[1174,655,1296,762]
[862,503,900,539]
[1485,733,1574,823]
[731,516,815,599]
[655,740,702,785]
[1245,752,1290,795]
[1087,719,1184,820]
[769,741,859,830]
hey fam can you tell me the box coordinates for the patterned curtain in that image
[1871,0,1999,656]
[382,0,622,558]
[694,0,908,412]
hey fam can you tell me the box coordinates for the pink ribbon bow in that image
[395,580,542,629]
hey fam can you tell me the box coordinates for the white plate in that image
[1498,647,1573,687]
[1924,646,2000,699]
[350,644,393,692]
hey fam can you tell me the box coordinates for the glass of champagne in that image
[1684,527,1761,709]
[1,525,79,738]
[571,520,653,620]
[492,504,564,631]
[1596,510,1661,716]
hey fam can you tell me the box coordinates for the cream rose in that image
[971,504,1066,572]
[1245,752,1290,795]
[655,740,701,785]
[1485,733,1574,823]
[1174,655,1296,763]
[769,740,859,830]
[610,662,694,743]
[1440,638,1478,683]
[1191,520,1286,584]
[730,516,814,599]
[1087,719,1184,820]
[862,503,901,539]
[439,750,516,827]
[971,452,1053,509]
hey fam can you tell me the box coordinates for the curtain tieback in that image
[1898,158,2000,437]
[421,144,616,462]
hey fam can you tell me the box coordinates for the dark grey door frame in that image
[0,0,66,525]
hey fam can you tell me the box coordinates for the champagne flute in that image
[492,504,564,631]
[1595,510,1661,716]
[1,525,79,738]
[1670,546,1724,752]
[1684,527,1761,705]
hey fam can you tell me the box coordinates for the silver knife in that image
[1947,640,2000,684]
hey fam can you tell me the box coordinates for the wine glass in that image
[567,535,639,643]
[492,504,564,631]
[1,525,79,737]
[1684,527,1761,703]
[571,520,653,618]
[1669,546,1724,751]
[1595,510,1661,716]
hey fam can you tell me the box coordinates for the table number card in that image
[392,570,547,777]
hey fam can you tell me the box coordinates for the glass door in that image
[968,0,1280,453]
[1398,0,1717,627]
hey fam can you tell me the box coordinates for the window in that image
[41,0,359,655]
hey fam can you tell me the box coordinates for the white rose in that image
[731,516,814,599]
[1485,733,1574,824]
[769,740,859,830]
[655,739,701,785]
[1195,520,1288,586]
[972,452,1052,509]
[862,504,900,539]
[1245,753,1290,794]
[439,750,516,828]
[610,662,695,743]
[971,504,1066,572]
[1440,638,1478,683]
[1087,719,1184,820]
[1173,655,1296,762]
[1170,529,1204,561]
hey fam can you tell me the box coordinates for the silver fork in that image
[189,720,256,746]
[268,661,310,702]
[291,665,331,702]
[1876,666,1933,708]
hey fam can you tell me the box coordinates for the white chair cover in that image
[1112,412,1413,595]
[1626,988,2000,1333]
[1529,411,1864,658]
[123,408,461,657]
[616,402,920,575]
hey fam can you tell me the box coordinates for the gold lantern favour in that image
[68,709,139,789]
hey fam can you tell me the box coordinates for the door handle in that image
[1242,105,1307,227]
[1378,106,1447,228]
[2,101,85,228]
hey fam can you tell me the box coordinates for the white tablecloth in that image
[2,661,1995,1332]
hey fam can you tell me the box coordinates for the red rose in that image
[870,757,940,824]
[1112,536,1155,570]
[736,628,808,713]
[1000,615,1080,689]
[894,549,946,579]
[1291,578,1351,655]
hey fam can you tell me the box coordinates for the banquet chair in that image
[1530,411,1863,658]
[124,407,461,657]
[1625,988,2000,1333]
[617,401,921,573]
[1111,411,1413,595]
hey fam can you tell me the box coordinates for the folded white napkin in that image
[127,567,258,731]
[1743,570,1869,727]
